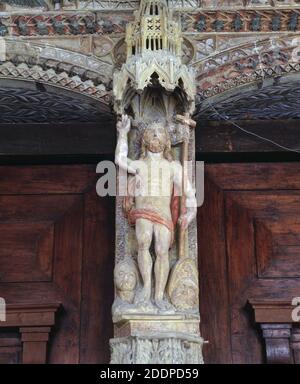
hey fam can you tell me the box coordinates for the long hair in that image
[140,122,173,162]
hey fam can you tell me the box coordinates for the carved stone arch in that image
[0,38,114,105]
[0,38,115,122]
[196,73,300,120]
[193,34,300,120]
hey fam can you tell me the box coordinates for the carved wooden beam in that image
[0,303,61,364]
[291,327,300,364]
[249,300,295,323]
[261,324,292,364]
[249,299,300,364]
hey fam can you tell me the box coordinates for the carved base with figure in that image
[110,313,204,364]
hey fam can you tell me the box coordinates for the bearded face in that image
[143,124,168,154]
[115,264,137,292]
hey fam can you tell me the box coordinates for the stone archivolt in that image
[192,34,300,116]
[0,61,111,104]
[0,5,299,107]
[0,38,113,105]
[0,4,299,119]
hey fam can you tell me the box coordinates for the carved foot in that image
[155,299,176,314]
[134,287,151,304]
[134,288,158,313]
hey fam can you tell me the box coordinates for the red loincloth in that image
[123,176,181,247]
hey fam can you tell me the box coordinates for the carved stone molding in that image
[193,34,300,116]
[110,335,204,364]
[4,39,113,84]
[2,2,300,39]
[0,61,111,105]
[0,35,114,123]
[197,77,300,120]
[3,0,300,12]
[181,9,300,34]
[0,12,133,37]
[198,1,300,8]
[0,0,201,12]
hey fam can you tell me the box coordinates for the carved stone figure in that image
[111,0,204,364]
[168,257,199,312]
[115,114,197,313]
[112,257,139,320]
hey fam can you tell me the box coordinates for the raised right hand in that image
[117,114,131,134]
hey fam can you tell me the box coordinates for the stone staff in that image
[175,113,197,260]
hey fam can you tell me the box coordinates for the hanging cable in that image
[206,100,300,154]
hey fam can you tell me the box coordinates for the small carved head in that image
[170,278,198,311]
[114,258,138,292]
[141,121,173,161]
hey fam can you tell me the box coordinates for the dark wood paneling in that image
[0,165,115,363]
[197,120,300,153]
[203,163,300,190]
[0,165,96,194]
[1,119,300,160]
[0,332,21,364]
[198,176,231,364]
[1,162,300,364]
[49,197,83,363]
[80,192,114,363]
[199,163,300,364]
[0,121,115,156]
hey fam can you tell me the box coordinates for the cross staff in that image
[175,113,197,260]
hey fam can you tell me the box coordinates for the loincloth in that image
[123,176,181,247]
[127,208,174,245]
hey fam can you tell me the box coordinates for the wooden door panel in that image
[0,222,54,282]
[0,332,21,364]
[79,189,114,364]
[198,163,300,364]
[3,162,298,363]
[0,165,95,195]
[198,176,232,364]
[0,165,114,363]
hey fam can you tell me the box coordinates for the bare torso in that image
[133,157,174,221]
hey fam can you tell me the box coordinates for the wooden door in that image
[198,163,300,364]
[0,165,115,363]
[1,162,299,364]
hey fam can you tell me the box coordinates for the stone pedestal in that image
[110,314,204,364]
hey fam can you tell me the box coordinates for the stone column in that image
[110,0,204,364]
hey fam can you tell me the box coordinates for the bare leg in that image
[153,223,173,311]
[135,218,153,304]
